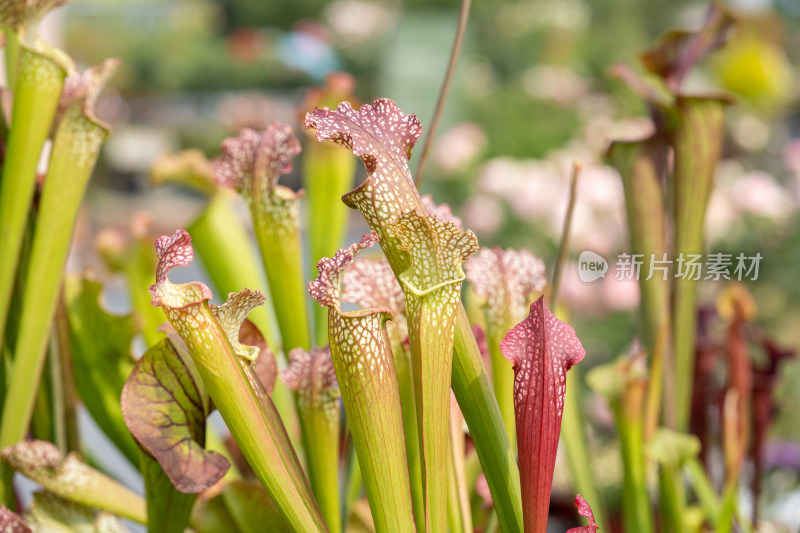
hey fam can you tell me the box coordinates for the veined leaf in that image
[281,346,341,533]
[306,98,523,533]
[0,505,32,532]
[388,210,478,533]
[149,229,325,532]
[215,123,310,353]
[309,233,416,533]
[500,297,585,533]
[1,440,146,524]
[121,337,229,493]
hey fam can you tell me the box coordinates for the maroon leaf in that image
[121,338,230,493]
[500,296,586,533]
[0,506,32,533]
[639,4,735,91]
[566,495,600,533]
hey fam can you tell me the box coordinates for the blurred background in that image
[13,0,800,526]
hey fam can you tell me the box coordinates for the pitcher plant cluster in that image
[0,1,780,533]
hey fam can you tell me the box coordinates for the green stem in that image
[670,97,728,431]
[191,190,279,352]
[715,482,737,533]
[141,451,197,533]
[2,25,20,88]
[1,105,105,460]
[447,401,471,533]
[685,457,719,527]
[299,404,342,533]
[393,343,425,529]
[487,324,515,446]
[189,191,298,434]
[304,141,355,345]
[617,405,654,533]
[0,46,68,346]
[561,370,609,533]
[452,304,523,533]
[253,218,311,353]
[172,301,326,532]
[659,465,687,533]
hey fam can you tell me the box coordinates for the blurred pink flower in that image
[432,122,487,175]
[783,138,800,175]
[461,195,504,236]
[730,171,793,219]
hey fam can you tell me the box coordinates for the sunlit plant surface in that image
[0,1,795,532]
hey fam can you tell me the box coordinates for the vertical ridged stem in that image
[305,142,355,345]
[393,342,425,528]
[486,316,515,445]
[191,190,280,351]
[406,290,455,533]
[1,105,106,458]
[253,216,311,353]
[671,97,727,431]
[169,303,326,532]
[616,385,654,533]
[452,305,523,533]
[0,46,67,346]
[328,310,416,533]
[298,403,341,533]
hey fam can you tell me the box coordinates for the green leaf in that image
[1,59,119,461]
[121,337,230,492]
[302,75,358,345]
[1,440,146,523]
[0,43,70,347]
[281,346,341,533]
[309,233,416,533]
[140,451,196,533]
[306,99,523,533]
[192,480,294,533]
[150,229,326,532]
[388,210,478,533]
[63,275,139,465]
[215,124,310,352]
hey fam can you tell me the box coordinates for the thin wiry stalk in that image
[413,0,471,187]
[549,161,581,310]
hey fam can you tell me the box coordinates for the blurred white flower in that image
[522,64,589,105]
[432,122,487,175]
[323,1,398,54]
